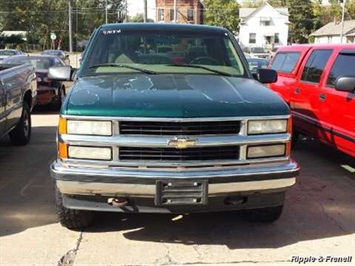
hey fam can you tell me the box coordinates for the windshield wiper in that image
[166,64,235,77]
[89,63,157,75]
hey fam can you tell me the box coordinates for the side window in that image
[301,49,332,84]
[270,52,300,73]
[326,51,355,87]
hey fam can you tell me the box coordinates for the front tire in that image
[54,86,66,111]
[291,130,300,148]
[245,205,284,223]
[55,187,94,230]
[9,102,31,145]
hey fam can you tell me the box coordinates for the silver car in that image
[0,49,24,62]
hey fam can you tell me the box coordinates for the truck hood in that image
[63,74,289,117]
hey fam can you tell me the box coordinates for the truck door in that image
[321,49,355,156]
[0,79,6,137]
[290,48,333,140]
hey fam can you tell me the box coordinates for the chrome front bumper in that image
[51,160,300,197]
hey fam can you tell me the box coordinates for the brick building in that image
[156,0,204,24]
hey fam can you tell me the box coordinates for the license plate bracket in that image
[155,180,208,206]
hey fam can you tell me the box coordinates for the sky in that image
[126,0,156,20]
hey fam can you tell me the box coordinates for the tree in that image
[287,0,315,43]
[346,0,355,19]
[129,13,154,23]
[0,0,125,51]
[203,0,240,33]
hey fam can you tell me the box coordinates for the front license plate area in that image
[155,180,208,206]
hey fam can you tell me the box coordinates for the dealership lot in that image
[0,113,354,266]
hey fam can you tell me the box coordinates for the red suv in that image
[269,44,355,157]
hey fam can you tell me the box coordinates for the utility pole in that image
[105,0,108,24]
[340,0,346,43]
[144,0,147,23]
[174,0,177,23]
[68,0,73,52]
[125,0,128,22]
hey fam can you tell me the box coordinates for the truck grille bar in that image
[119,121,241,135]
[119,146,240,161]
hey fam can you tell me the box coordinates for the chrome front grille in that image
[119,146,240,161]
[60,115,291,169]
[119,121,241,135]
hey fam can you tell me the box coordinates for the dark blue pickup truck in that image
[0,63,37,145]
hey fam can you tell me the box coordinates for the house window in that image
[187,9,194,22]
[274,33,280,44]
[158,9,164,21]
[249,33,256,44]
[170,9,174,21]
[260,17,271,26]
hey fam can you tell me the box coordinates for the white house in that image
[310,19,355,44]
[0,31,27,41]
[238,3,289,50]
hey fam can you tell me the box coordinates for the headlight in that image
[67,120,112,136]
[68,146,112,160]
[247,144,286,159]
[248,119,288,135]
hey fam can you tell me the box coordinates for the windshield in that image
[250,47,267,53]
[0,50,17,56]
[81,28,246,77]
[42,50,63,57]
[4,56,57,70]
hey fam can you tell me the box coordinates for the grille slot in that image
[119,121,241,135]
[119,146,240,161]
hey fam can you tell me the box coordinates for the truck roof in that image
[277,43,355,52]
[99,23,229,34]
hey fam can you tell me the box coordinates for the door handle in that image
[295,88,300,94]
[319,94,326,101]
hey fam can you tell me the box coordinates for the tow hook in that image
[107,197,128,207]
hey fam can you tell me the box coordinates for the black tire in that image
[9,101,31,146]
[291,130,300,148]
[245,205,284,223]
[54,86,66,111]
[55,187,94,230]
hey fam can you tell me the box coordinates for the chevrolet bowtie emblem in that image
[168,137,197,149]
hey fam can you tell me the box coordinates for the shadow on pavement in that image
[84,137,354,248]
[0,125,58,237]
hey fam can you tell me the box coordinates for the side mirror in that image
[335,76,355,92]
[255,68,277,83]
[48,66,74,81]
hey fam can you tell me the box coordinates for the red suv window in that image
[326,50,355,87]
[270,52,300,73]
[301,49,332,84]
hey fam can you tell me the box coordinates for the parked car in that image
[0,49,24,62]
[48,23,299,230]
[246,57,269,73]
[244,47,270,59]
[269,44,355,157]
[0,62,37,145]
[4,55,67,109]
[41,49,70,65]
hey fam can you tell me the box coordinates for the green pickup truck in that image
[49,23,300,230]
